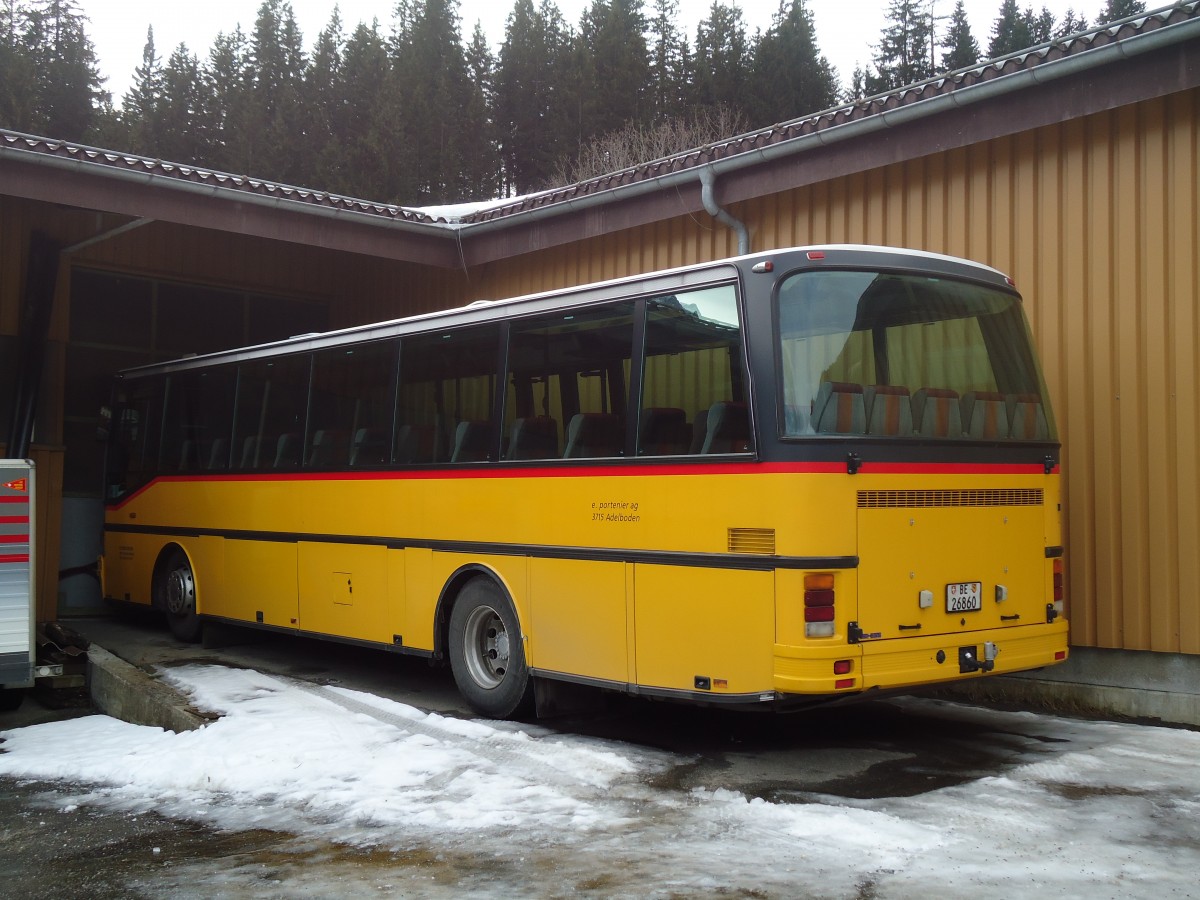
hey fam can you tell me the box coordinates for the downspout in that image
[698,166,750,256]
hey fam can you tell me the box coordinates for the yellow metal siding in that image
[468,88,1200,657]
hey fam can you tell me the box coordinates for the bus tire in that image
[160,550,202,643]
[448,577,533,719]
[0,688,26,712]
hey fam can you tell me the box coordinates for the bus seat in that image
[351,427,389,465]
[239,435,262,468]
[206,438,229,470]
[962,391,1009,439]
[865,385,914,436]
[813,381,866,434]
[307,429,347,467]
[274,432,301,467]
[507,416,559,460]
[179,439,199,470]
[451,420,491,463]
[396,424,439,463]
[701,401,751,454]
[1007,393,1049,440]
[913,388,963,437]
[564,413,623,458]
[638,407,689,456]
[689,408,709,454]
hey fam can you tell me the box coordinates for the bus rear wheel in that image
[448,578,533,719]
[160,550,202,643]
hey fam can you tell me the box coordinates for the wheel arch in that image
[433,563,522,659]
[150,541,190,610]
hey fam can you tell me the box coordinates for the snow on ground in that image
[2,665,1199,898]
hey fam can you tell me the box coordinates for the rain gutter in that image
[698,166,750,255]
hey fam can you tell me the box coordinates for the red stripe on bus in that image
[0,534,28,543]
[0,554,30,564]
[106,460,1055,509]
[0,495,29,503]
[0,516,29,525]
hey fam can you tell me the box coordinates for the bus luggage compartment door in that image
[854,499,1046,643]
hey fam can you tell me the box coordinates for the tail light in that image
[805,573,835,637]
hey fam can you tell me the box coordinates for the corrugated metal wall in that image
[474,88,1200,656]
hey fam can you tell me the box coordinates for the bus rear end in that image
[757,247,1067,701]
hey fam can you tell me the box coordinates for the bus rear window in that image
[777,270,1056,441]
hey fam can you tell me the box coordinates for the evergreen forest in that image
[0,0,1149,205]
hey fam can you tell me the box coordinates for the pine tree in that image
[749,0,839,126]
[121,27,163,154]
[867,0,934,94]
[647,0,687,123]
[495,0,576,193]
[987,0,1032,57]
[392,0,475,203]
[25,0,106,140]
[303,9,344,189]
[940,0,980,71]
[337,19,410,201]
[1056,9,1089,37]
[157,44,206,164]
[202,27,253,173]
[245,0,307,183]
[461,21,500,199]
[1027,6,1056,44]
[692,1,751,117]
[578,0,651,142]
[1098,1,1145,24]
[1,0,38,131]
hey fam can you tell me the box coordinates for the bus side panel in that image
[223,539,298,629]
[633,564,774,695]
[102,530,160,606]
[528,558,628,684]
[403,548,435,651]
[406,552,530,656]
[297,542,388,643]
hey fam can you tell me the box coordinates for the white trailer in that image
[1,459,60,711]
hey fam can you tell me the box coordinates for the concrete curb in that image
[87,645,207,733]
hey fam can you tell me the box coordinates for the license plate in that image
[946,581,983,612]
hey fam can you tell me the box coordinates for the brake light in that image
[1053,559,1064,603]
[833,660,852,675]
[805,573,835,637]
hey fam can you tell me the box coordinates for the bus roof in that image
[116,245,1013,378]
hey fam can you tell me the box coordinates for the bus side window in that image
[503,301,636,461]
[399,326,500,465]
[310,340,397,469]
[639,286,749,456]
[233,355,312,470]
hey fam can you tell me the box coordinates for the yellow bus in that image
[101,245,1068,718]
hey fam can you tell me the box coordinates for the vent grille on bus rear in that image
[728,528,776,554]
[857,489,1044,508]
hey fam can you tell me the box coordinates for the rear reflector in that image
[805,606,835,623]
[833,660,852,675]
[835,678,855,689]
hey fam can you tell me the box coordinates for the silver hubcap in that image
[462,605,511,690]
[166,565,195,617]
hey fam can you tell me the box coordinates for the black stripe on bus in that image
[103,523,859,571]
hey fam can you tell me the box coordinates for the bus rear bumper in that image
[773,620,1069,696]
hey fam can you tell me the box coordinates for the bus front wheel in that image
[448,578,533,719]
[160,550,202,643]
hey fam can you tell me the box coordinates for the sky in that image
[78,0,1109,106]
[2,663,1199,896]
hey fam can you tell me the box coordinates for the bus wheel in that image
[161,551,202,643]
[448,578,532,719]
[0,688,26,712]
